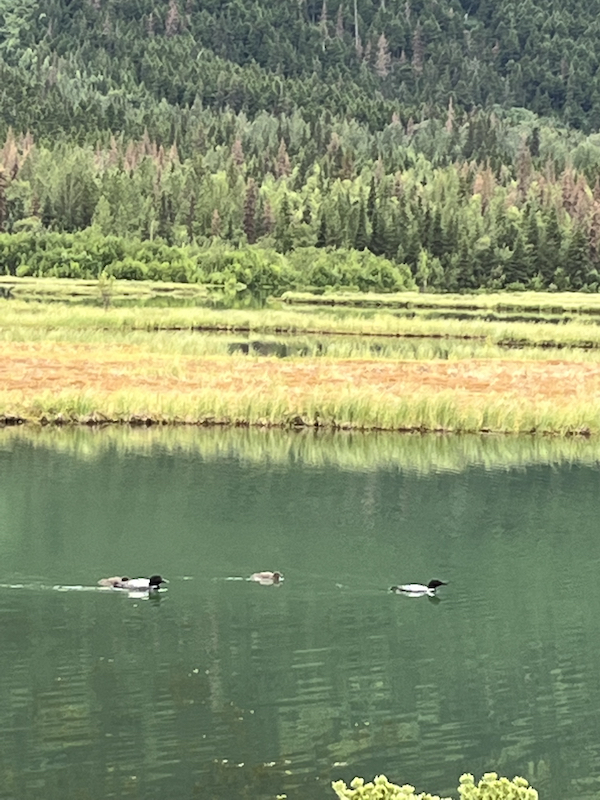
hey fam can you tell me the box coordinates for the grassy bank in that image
[283,290,600,317]
[4,290,600,434]
[1,338,600,434]
[0,275,212,305]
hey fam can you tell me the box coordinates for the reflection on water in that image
[3,425,600,475]
[0,429,600,800]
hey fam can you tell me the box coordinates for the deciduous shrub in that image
[331,773,538,800]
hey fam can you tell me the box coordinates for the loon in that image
[98,575,168,591]
[249,571,283,585]
[389,579,447,597]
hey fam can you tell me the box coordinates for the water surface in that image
[0,428,599,800]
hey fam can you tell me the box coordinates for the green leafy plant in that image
[331,773,538,800]
[332,774,450,800]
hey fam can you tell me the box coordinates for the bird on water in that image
[249,571,283,586]
[389,579,447,597]
[98,575,168,591]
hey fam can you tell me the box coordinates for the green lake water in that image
[1,427,600,800]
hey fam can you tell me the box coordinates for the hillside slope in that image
[2,0,600,142]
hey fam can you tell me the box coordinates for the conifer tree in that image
[369,208,386,256]
[262,199,276,238]
[243,179,258,244]
[505,233,533,286]
[411,23,424,74]
[275,139,291,179]
[316,214,328,248]
[354,200,369,250]
[565,227,591,289]
[335,4,344,39]
[275,193,293,253]
[366,176,377,222]
[375,34,391,78]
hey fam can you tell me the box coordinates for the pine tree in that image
[263,199,276,238]
[369,208,386,256]
[354,200,369,250]
[243,179,258,243]
[231,138,245,169]
[366,176,377,221]
[186,193,196,242]
[539,207,562,285]
[416,249,430,292]
[411,23,424,74]
[158,192,174,243]
[275,193,293,253]
[516,144,533,201]
[505,233,533,286]
[335,4,344,39]
[528,126,541,159]
[275,139,291,178]
[375,33,391,78]
[316,213,327,248]
[41,196,54,230]
[319,0,329,37]
[165,0,181,36]
[428,210,445,259]
[565,227,591,289]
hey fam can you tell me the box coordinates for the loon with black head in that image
[389,579,447,597]
[98,575,168,591]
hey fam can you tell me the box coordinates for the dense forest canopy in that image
[2,0,600,292]
[3,0,600,139]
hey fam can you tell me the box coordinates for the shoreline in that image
[0,417,594,436]
[2,345,600,435]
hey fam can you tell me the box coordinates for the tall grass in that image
[283,289,600,316]
[0,275,210,304]
[2,385,599,435]
[6,325,600,362]
[5,298,600,350]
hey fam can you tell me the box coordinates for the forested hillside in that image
[2,0,600,291]
[3,0,600,139]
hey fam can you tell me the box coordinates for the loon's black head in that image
[428,580,447,589]
[149,574,166,587]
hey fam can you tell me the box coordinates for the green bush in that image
[197,245,294,292]
[331,773,538,800]
[289,248,416,293]
[0,231,418,293]
[106,259,147,281]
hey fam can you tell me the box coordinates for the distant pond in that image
[1,427,600,800]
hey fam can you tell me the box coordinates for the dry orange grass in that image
[0,341,598,426]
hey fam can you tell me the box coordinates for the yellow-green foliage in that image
[331,774,538,800]
[332,774,449,800]
[458,773,538,800]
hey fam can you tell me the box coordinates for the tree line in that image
[2,0,600,292]
[2,124,600,292]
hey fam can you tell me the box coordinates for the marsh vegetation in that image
[3,288,600,434]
